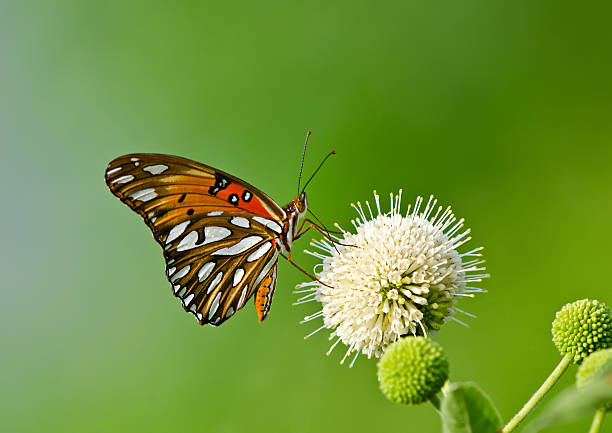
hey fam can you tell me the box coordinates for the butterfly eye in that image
[297,192,308,213]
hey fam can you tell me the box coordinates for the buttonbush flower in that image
[377,337,449,405]
[296,191,488,366]
[552,299,612,364]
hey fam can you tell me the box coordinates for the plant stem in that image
[503,353,572,432]
[588,408,607,433]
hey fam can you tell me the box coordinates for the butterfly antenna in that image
[297,131,311,196]
[301,150,336,195]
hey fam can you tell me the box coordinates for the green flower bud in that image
[576,348,612,411]
[552,299,612,364]
[377,337,449,405]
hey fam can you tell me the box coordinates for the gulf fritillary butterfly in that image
[105,138,333,327]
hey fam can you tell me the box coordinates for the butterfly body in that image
[105,153,308,326]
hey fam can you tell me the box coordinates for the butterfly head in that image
[294,191,308,217]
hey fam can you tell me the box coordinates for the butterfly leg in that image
[297,219,356,250]
[280,252,333,288]
[295,219,334,239]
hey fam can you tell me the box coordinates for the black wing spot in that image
[178,193,186,203]
[208,174,231,196]
[187,209,194,215]
[242,190,252,202]
[228,193,239,206]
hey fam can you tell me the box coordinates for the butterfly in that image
[105,140,333,327]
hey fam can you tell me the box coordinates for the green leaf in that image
[524,364,612,433]
[441,382,503,433]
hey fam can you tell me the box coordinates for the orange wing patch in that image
[215,183,273,218]
[254,266,277,323]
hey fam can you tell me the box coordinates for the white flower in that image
[296,191,488,367]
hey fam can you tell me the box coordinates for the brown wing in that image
[163,214,280,326]
[105,153,286,325]
[105,153,286,226]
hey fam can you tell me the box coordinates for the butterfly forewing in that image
[105,153,287,325]
[105,154,286,226]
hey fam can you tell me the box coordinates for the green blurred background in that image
[2,1,612,432]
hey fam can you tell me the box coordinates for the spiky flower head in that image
[296,191,487,366]
[377,337,449,405]
[552,299,612,364]
[576,348,612,410]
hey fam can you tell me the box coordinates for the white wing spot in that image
[247,241,272,262]
[173,284,180,294]
[233,268,245,287]
[167,267,176,277]
[204,226,232,244]
[253,217,282,234]
[176,226,231,252]
[225,306,235,319]
[207,271,223,294]
[238,286,249,309]
[130,157,139,161]
[207,211,223,216]
[252,251,279,290]
[143,164,169,175]
[198,262,215,282]
[112,175,134,184]
[230,217,250,228]
[177,287,187,297]
[176,231,200,251]
[171,265,190,282]
[107,167,122,175]
[129,188,157,202]
[166,220,191,244]
[197,312,203,321]
[212,235,263,256]
[183,293,195,307]
[208,291,222,319]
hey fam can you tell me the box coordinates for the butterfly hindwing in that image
[163,211,280,325]
[105,153,287,325]
[254,264,278,323]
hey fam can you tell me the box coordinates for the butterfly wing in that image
[105,153,286,325]
[253,264,278,323]
[162,211,281,326]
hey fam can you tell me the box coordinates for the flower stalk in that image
[588,408,607,433]
[502,353,572,432]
